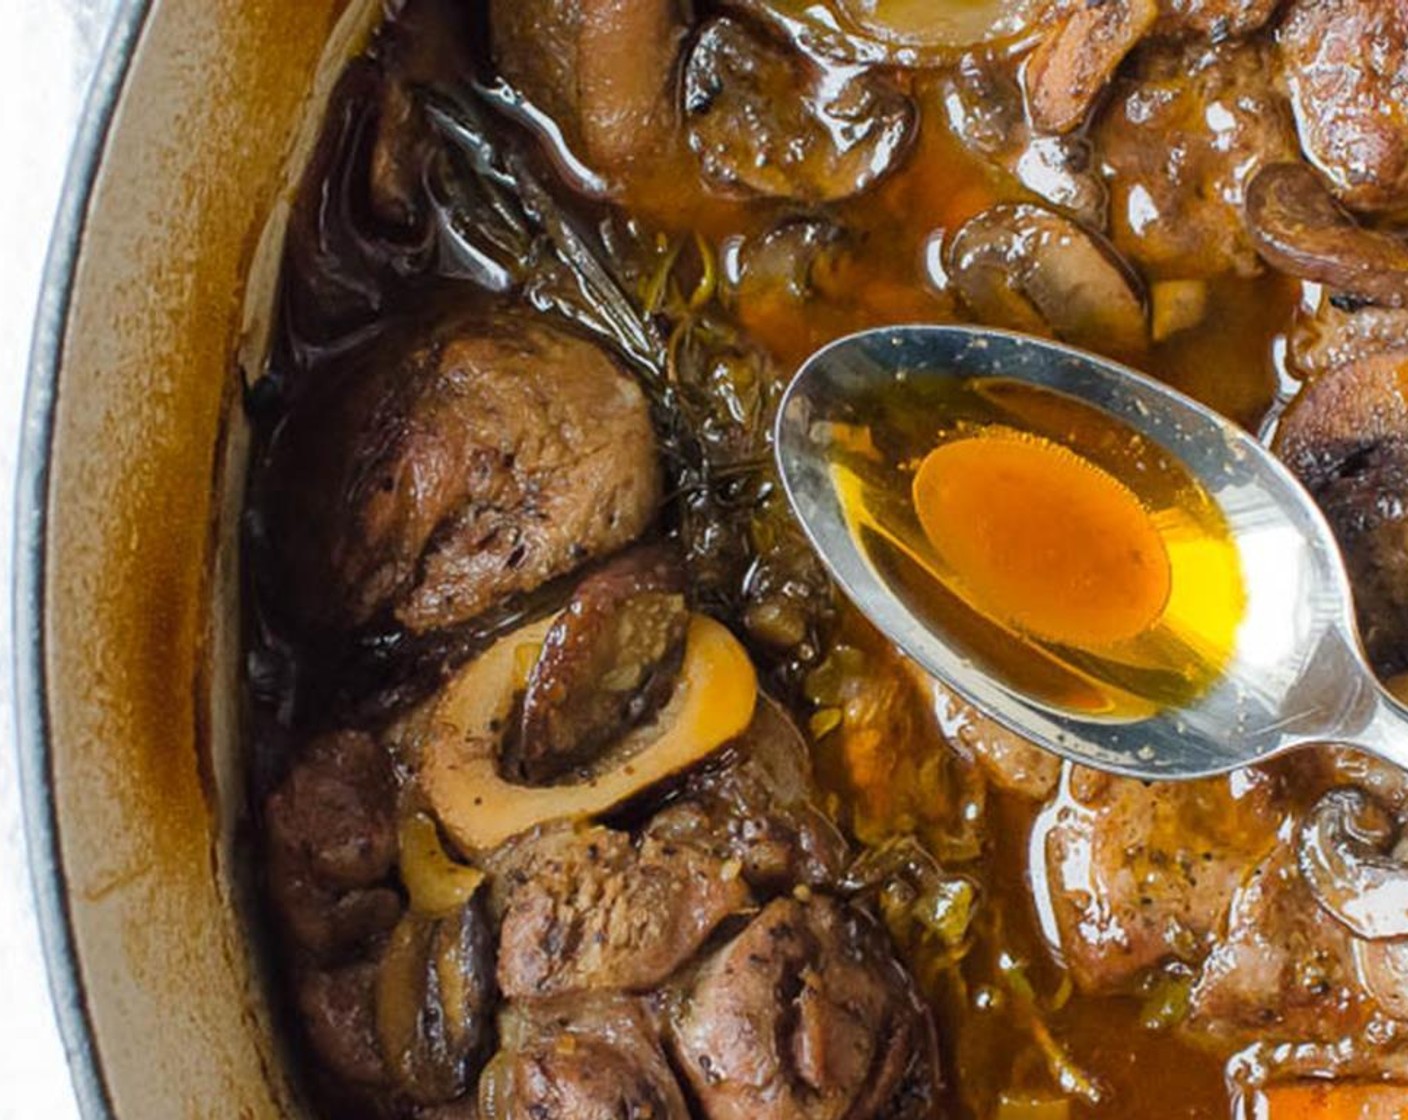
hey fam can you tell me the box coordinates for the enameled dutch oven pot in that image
[17,1,391,1114]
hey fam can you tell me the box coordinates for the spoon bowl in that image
[774,324,1408,780]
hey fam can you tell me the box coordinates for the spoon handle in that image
[1341,684,1408,771]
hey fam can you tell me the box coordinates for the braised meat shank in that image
[483,996,692,1120]
[492,825,750,999]
[672,895,937,1120]
[264,317,659,636]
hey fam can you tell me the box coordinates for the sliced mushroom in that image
[729,0,1043,62]
[515,544,689,785]
[1355,935,1408,1020]
[1245,163,1408,308]
[948,204,1147,357]
[1274,352,1408,675]
[1278,0,1408,213]
[1299,787,1408,940]
[836,0,1044,52]
[1022,0,1158,135]
[1289,299,1408,381]
[727,219,852,308]
[684,16,915,203]
[1319,746,1408,816]
[942,54,1106,229]
[411,612,758,852]
[375,899,497,1104]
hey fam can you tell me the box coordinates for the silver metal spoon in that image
[774,324,1408,781]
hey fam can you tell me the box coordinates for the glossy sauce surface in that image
[914,428,1174,648]
[828,377,1245,719]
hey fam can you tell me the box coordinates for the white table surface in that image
[2,2,122,1117]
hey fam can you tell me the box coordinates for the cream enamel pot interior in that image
[16,1,386,1115]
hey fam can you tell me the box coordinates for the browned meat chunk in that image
[484,996,690,1120]
[515,544,688,784]
[494,825,751,999]
[267,731,398,889]
[1279,0,1408,212]
[1037,766,1284,991]
[1096,41,1298,280]
[1187,846,1387,1044]
[265,731,402,957]
[298,962,390,1088]
[645,695,850,892]
[1023,0,1158,135]
[684,17,915,202]
[270,875,403,962]
[670,896,938,1120]
[375,903,498,1104]
[1275,352,1408,675]
[1184,819,1408,1076]
[1245,162,1408,307]
[268,318,660,635]
[490,0,687,179]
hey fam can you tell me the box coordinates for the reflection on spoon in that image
[911,429,1173,648]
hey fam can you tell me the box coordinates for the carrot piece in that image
[1260,1083,1408,1120]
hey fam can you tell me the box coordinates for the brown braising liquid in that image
[249,4,1302,1114]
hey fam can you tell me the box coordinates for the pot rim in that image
[13,2,154,1116]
